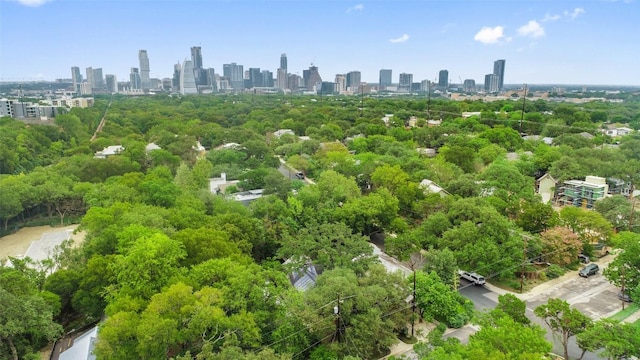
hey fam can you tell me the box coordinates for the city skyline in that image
[1,0,639,86]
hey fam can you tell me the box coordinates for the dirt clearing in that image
[0,224,85,261]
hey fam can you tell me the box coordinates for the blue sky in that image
[1,0,638,85]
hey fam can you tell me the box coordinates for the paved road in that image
[454,260,623,360]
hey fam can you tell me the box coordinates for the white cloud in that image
[473,26,505,44]
[540,13,561,22]
[346,3,364,13]
[13,0,52,7]
[565,7,585,19]
[389,34,409,43]
[518,20,545,38]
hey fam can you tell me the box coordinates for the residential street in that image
[387,255,628,359]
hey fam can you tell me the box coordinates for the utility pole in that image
[622,266,626,310]
[334,293,342,343]
[411,269,416,337]
[520,236,527,293]
[520,84,527,134]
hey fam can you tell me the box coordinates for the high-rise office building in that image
[206,68,217,92]
[277,68,287,90]
[190,47,203,70]
[262,70,274,87]
[191,46,206,85]
[138,50,151,90]
[223,63,244,91]
[172,63,181,92]
[399,73,413,91]
[438,70,448,89]
[105,74,118,93]
[130,68,141,90]
[334,74,346,93]
[379,69,392,89]
[71,67,82,93]
[493,59,506,91]
[303,65,322,91]
[85,67,94,89]
[280,53,287,72]
[180,59,198,94]
[346,71,361,91]
[287,74,301,92]
[463,79,476,93]
[249,68,262,88]
[93,68,104,90]
[484,74,499,93]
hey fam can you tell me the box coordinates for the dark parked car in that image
[295,172,305,179]
[579,263,599,278]
[618,290,633,303]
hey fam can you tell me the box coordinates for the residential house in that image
[58,325,98,360]
[419,179,450,197]
[535,173,557,204]
[94,145,124,159]
[273,129,295,138]
[209,173,240,194]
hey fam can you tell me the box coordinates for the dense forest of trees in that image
[1,92,640,359]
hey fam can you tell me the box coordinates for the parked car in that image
[458,270,486,286]
[578,263,599,278]
[295,172,305,179]
[578,254,590,264]
[618,290,633,303]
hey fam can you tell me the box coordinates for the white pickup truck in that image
[458,270,486,286]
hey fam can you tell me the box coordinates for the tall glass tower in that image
[139,50,150,90]
[493,59,506,91]
[180,59,198,94]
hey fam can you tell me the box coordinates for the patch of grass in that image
[632,318,640,329]
[608,303,639,322]
[398,334,418,344]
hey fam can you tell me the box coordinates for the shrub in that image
[546,264,565,279]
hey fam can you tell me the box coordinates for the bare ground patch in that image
[0,224,82,261]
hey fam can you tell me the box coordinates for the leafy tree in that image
[299,266,410,359]
[109,233,186,300]
[559,206,614,246]
[415,271,472,328]
[278,222,375,274]
[0,177,23,229]
[594,195,635,232]
[0,265,63,360]
[540,226,582,266]
[577,318,640,360]
[603,231,640,295]
[514,199,559,233]
[423,248,458,288]
[494,293,530,325]
[534,298,592,360]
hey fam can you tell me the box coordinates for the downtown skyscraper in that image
[138,50,150,90]
[379,69,392,89]
[493,59,506,91]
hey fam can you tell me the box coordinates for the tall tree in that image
[534,298,592,360]
[0,265,63,360]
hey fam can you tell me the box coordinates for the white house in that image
[94,145,124,159]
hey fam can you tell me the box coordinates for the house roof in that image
[419,179,449,196]
[536,173,557,183]
[58,326,98,360]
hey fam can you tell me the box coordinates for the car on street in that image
[578,254,590,264]
[458,270,486,286]
[578,263,599,278]
[295,172,305,179]
[618,290,633,303]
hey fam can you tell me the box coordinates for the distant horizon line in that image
[1,80,639,89]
